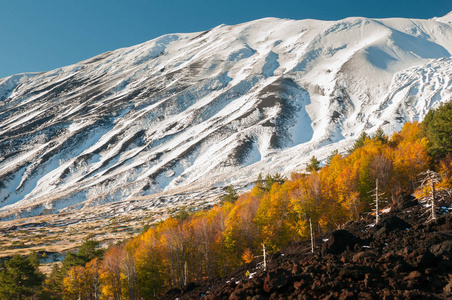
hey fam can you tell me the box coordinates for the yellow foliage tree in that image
[63,266,86,300]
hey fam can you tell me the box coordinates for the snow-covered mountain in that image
[1,13,452,221]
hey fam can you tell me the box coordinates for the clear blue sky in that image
[0,0,450,78]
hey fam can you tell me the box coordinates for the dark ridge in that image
[134,85,190,112]
[77,156,118,183]
[0,165,28,198]
[81,80,145,112]
[330,85,354,123]
[257,78,306,148]
[81,51,115,65]
[190,28,213,41]
[0,119,68,146]
[229,138,256,166]
[6,119,112,191]
[39,118,113,165]
[0,150,21,161]
[100,156,137,177]
[146,141,202,183]
[137,85,167,99]
[55,153,97,185]
[0,114,54,139]
[164,69,184,81]
[93,130,147,177]
[20,75,78,97]
[194,76,255,125]
[188,61,206,76]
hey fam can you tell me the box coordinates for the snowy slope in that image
[1,13,452,220]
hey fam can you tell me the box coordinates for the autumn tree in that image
[325,149,340,165]
[159,218,190,288]
[63,266,86,300]
[134,227,167,299]
[85,258,101,300]
[290,176,319,239]
[370,154,393,190]
[320,154,349,226]
[336,165,361,220]
[188,212,223,282]
[203,205,230,278]
[100,245,125,300]
[61,239,103,276]
[392,122,430,193]
[62,257,104,300]
[255,183,295,251]
[121,249,137,300]
[223,194,260,267]
[369,154,393,219]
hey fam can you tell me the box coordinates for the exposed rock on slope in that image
[165,198,452,299]
[1,13,452,221]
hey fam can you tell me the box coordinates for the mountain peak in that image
[437,10,452,23]
[1,14,452,222]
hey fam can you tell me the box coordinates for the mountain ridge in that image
[1,14,452,222]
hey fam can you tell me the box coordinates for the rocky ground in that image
[161,197,452,299]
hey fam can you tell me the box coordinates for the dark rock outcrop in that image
[160,199,452,299]
[321,229,361,255]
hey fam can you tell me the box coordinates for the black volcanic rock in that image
[378,215,411,232]
[321,229,360,255]
[163,199,452,300]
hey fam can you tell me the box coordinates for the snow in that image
[1,13,452,220]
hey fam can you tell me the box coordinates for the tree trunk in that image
[431,178,437,220]
[184,260,187,287]
[310,218,315,253]
[376,178,380,225]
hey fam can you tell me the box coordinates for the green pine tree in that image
[77,239,103,262]
[325,149,339,165]
[422,101,452,158]
[220,185,238,204]
[40,264,63,300]
[372,127,388,144]
[175,206,189,220]
[262,173,285,192]
[347,132,369,154]
[255,173,264,187]
[306,156,321,172]
[0,255,44,300]
[60,239,104,280]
